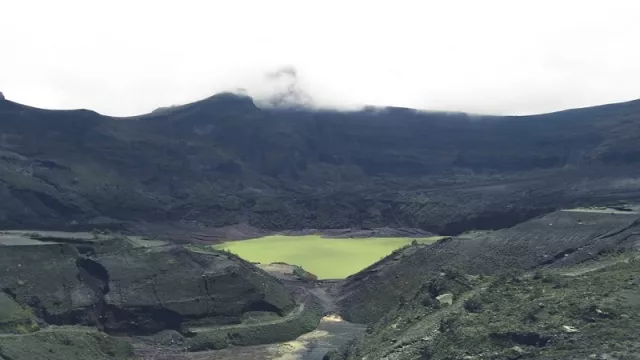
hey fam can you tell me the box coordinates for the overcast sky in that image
[1,0,639,116]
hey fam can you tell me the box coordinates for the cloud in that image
[255,66,314,108]
[222,66,360,111]
[1,0,639,116]
[267,66,298,80]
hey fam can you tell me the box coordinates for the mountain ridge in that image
[4,90,640,118]
[1,93,640,234]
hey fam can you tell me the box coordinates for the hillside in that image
[1,94,640,235]
[336,207,640,324]
[326,251,640,360]
[0,232,327,359]
[2,94,640,359]
[324,207,640,359]
[0,233,297,335]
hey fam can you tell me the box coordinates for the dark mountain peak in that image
[149,92,259,117]
[201,91,257,108]
[150,104,180,115]
[0,91,5,100]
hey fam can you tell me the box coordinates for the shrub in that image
[533,271,568,288]
[426,277,447,297]
[15,321,39,334]
[292,266,318,282]
[419,344,434,360]
[439,313,461,334]
[463,296,484,313]
[442,266,465,281]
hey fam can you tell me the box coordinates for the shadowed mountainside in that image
[1,93,640,234]
[0,233,329,360]
[0,235,296,336]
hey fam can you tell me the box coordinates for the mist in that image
[1,0,639,116]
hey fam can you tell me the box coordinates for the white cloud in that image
[0,0,639,116]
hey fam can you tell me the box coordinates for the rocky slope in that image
[2,92,640,359]
[337,207,640,324]
[326,251,640,360]
[1,94,640,234]
[323,207,640,359]
[0,327,136,360]
[0,232,313,360]
[0,236,296,335]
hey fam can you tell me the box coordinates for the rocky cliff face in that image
[0,236,295,335]
[1,94,640,233]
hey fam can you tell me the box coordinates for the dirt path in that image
[188,299,306,333]
[559,254,638,277]
[133,276,362,360]
[151,317,366,360]
[0,325,102,338]
[307,284,338,314]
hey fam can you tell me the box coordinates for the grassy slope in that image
[214,235,442,279]
[0,293,39,334]
[0,327,134,360]
[327,252,640,360]
[184,296,324,351]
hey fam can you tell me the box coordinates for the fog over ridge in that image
[1,0,639,116]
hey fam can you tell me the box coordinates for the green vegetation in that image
[213,235,442,279]
[326,253,640,360]
[185,296,323,351]
[0,292,39,334]
[0,327,134,360]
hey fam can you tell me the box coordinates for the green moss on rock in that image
[330,253,640,359]
[185,296,323,351]
[0,327,134,360]
[0,292,39,334]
